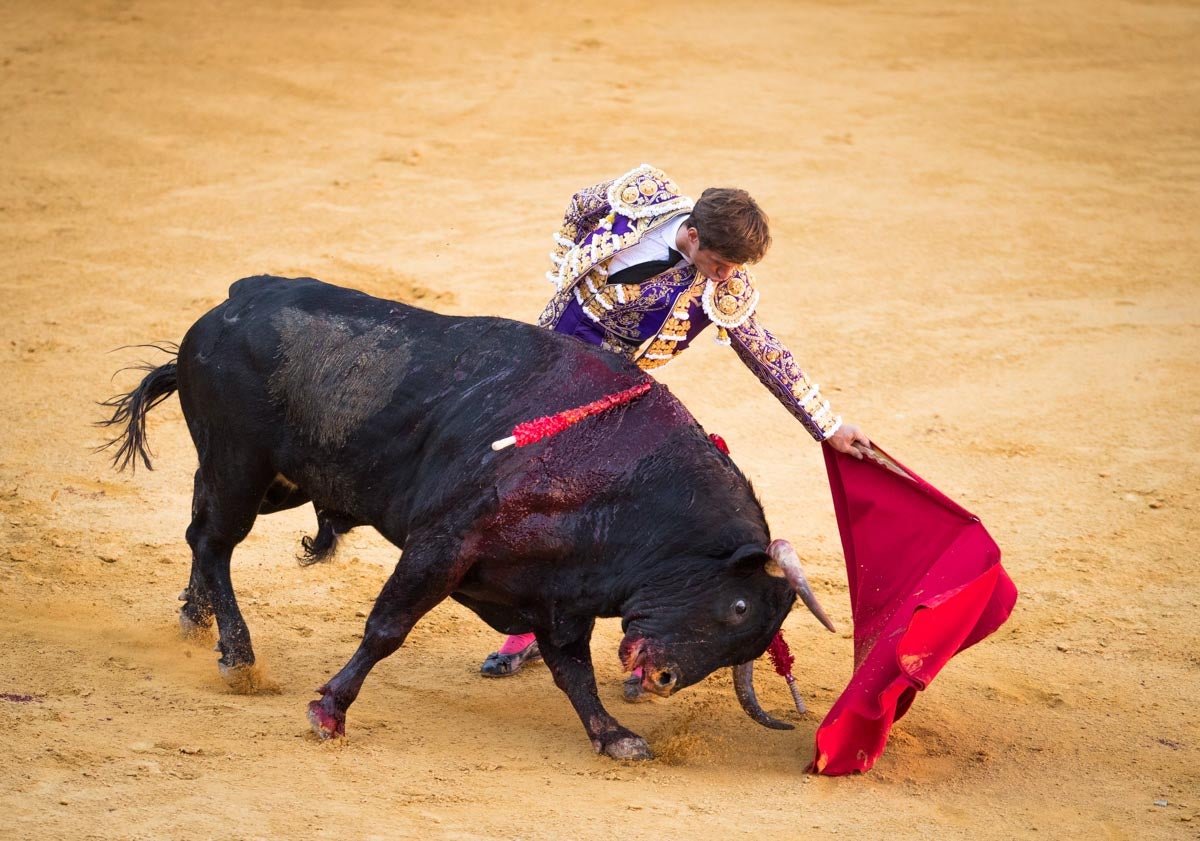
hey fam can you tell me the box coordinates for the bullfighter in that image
[481,163,870,692]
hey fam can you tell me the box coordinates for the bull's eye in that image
[725,597,750,625]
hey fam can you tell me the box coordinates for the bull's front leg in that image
[536,627,652,760]
[308,535,466,739]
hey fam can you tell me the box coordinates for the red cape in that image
[813,443,1017,775]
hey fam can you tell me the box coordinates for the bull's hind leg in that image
[535,624,653,761]
[183,469,317,636]
[187,454,274,682]
[308,534,466,739]
[179,470,215,636]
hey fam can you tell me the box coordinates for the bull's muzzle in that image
[644,666,679,697]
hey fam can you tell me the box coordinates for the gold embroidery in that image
[607,164,693,220]
[702,270,759,329]
[635,274,707,370]
[728,316,841,440]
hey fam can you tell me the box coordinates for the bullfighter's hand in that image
[826,423,870,459]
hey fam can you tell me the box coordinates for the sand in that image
[1,1,1197,838]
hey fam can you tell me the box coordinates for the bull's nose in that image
[651,668,677,694]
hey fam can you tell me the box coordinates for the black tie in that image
[605,248,683,286]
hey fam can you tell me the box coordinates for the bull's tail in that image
[299,512,355,566]
[96,343,180,472]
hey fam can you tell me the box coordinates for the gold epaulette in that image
[702,270,760,345]
[607,164,693,220]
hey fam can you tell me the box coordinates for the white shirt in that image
[606,214,691,276]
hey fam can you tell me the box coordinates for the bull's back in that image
[189,274,633,420]
[177,275,679,467]
[175,275,714,537]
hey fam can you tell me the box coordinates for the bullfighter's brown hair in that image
[686,188,772,265]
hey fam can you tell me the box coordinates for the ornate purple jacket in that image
[536,164,841,442]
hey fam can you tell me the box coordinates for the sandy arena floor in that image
[1,1,1197,838]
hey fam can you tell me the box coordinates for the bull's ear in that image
[727,543,770,571]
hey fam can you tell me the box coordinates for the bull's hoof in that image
[217,658,252,682]
[307,699,346,740]
[600,735,653,761]
[218,661,278,695]
[178,610,212,640]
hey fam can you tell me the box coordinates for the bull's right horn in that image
[732,662,794,730]
[766,539,837,633]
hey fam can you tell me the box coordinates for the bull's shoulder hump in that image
[226,275,373,308]
[226,274,344,304]
[222,276,446,324]
[185,276,436,357]
[228,274,287,299]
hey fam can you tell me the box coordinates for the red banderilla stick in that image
[491,380,653,451]
[767,631,807,715]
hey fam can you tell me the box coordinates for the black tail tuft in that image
[96,343,180,472]
[298,512,353,566]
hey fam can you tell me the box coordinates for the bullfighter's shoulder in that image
[607,164,693,220]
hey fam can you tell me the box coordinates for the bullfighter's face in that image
[692,249,739,282]
[678,224,741,282]
[618,545,796,697]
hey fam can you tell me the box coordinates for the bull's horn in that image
[766,539,837,633]
[732,662,794,731]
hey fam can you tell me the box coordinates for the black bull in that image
[100,275,833,760]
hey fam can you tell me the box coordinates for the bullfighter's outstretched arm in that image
[727,313,844,443]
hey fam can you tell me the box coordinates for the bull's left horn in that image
[766,539,836,633]
[732,662,794,731]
